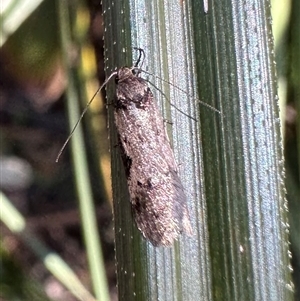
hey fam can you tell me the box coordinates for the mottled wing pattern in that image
[114,67,192,246]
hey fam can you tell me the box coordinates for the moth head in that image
[115,67,135,84]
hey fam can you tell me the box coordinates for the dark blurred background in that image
[1,1,115,300]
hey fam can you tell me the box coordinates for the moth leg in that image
[163,118,173,125]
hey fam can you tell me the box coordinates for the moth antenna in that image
[138,69,222,115]
[146,80,198,122]
[55,71,117,163]
[133,47,145,69]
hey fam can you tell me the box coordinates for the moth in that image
[57,48,219,246]
[114,63,192,246]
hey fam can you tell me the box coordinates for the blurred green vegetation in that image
[1,245,51,301]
